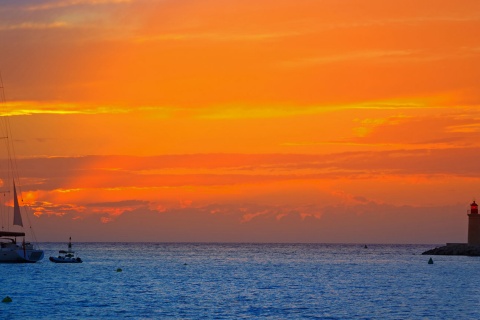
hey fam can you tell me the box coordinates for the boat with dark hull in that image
[49,237,82,263]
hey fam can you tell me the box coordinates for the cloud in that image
[8,147,480,194]
[0,22,67,31]
[135,31,299,43]
[0,101,135,116]
[283,108,480,150]
[30,200,85,217]
[278,50,419,68]
[87,199,149,208]
[351,111,480,146]
[25,0,132,11]
[31,200,467,243]
[12,150,475,243]
[4,148,479,228]
[446,123,480,133]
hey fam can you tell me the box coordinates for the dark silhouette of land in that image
[422,243,480,256]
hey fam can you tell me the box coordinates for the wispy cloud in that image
[31,200,85,217]
[0,22,67,31]
[0,101,164,116]
[135,31,299,43]
[25,0,132,11]
[87,199,148,208]
[279,50,418,68]
[277,48,480,69]
[12,147,480,194]
[196,101,449,120]
[446,123,480,133]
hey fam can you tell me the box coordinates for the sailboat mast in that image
[0,73,9,231]
[0,74,28,232]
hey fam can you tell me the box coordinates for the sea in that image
[0,243,479,319]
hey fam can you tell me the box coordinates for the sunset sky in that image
[0,0,479,243]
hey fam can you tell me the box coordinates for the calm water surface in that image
[0,243,478,319]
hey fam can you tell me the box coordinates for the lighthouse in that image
[422,200,480,255]
[468,201,480,245]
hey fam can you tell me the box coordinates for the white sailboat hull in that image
[0,247,44,263]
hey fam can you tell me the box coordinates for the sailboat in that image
[0,188,45,262]
[0,74,44,263]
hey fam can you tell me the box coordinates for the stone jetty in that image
[422,243,480,256]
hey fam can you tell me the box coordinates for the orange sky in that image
[0,0,479,242]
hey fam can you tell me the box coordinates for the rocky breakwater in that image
[422,243,480,256]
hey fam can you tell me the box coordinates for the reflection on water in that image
[0,243,478,319]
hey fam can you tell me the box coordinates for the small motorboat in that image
[49,237,82,263]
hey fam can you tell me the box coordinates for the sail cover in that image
[13,183,23,227]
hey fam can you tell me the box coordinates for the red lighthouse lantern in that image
[471,201,478,214]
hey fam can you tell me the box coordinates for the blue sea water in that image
[0,243,479,319]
